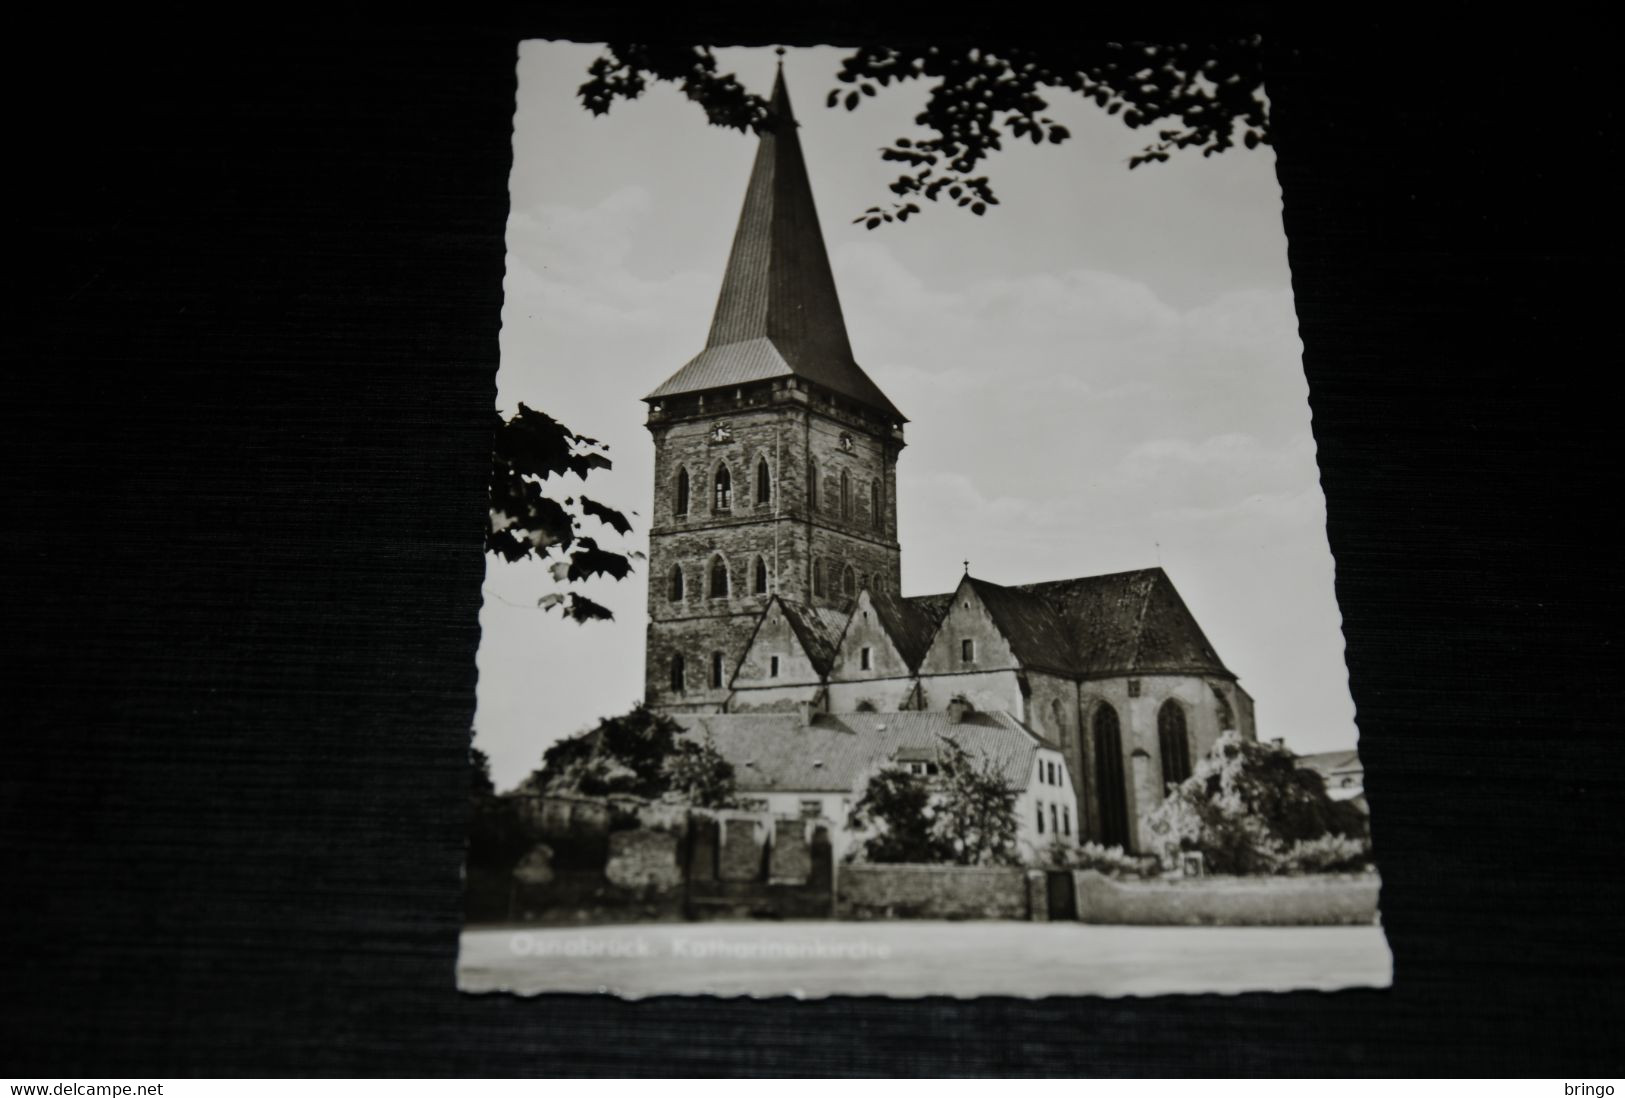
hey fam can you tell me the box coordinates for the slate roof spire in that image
[645,67,904,421]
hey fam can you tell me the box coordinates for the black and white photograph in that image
[457,39,1388,999]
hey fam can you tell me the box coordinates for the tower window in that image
[871,479,881,530]
[709,555,729,599]
[710,651,725,689]
[842,565,856,598]
[1127,678,1142,698]
[961,638,975,663]
[861,646,872,671]
[675,467,690,516]
[812,558,824,597]
[840,470,851,518]
[713,465,732,511]
[756,457,771,505]
[670,655,685,694]
[669,565,684,602]
[754,556,768,595]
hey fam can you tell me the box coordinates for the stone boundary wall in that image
[836,864,1032,920]
[1072,869,1382,926]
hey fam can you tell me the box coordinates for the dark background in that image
[4,6,1620,1077]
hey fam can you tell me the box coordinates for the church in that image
[640,68,1259,858]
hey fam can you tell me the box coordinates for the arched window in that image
[670,654,685,694]
[842,565,856,598]
[753,556,768,595]
[1158,699,1192,787]
[674,467,690,516]
[713,465,732,511]
[710,651,725,689]
[1092,703,1130,849]
[709,555,729,599]
[811,558,824,597]
[669,564,685,602]
[807,459,819,510]
[840,470,851,518]
[756,457,771,506]
[870,479,882,530]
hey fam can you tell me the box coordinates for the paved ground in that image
[458,920,1393,999]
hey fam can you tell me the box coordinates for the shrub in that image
[1035,838,1152,878]
[1145,731,1371,875]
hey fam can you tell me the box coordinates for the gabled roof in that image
[776,599,850,676]
[907,568,1234,679]
[866,589,943,671]
[644,70,904,421]
[965,576,1079,677]
[672,710,1056,794]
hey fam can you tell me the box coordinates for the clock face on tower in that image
[709,421,733,445]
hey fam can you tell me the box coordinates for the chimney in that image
[946,696,972,724]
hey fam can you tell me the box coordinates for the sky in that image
[475,40,1359,792]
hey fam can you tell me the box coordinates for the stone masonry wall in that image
[836,864,1032,920]
[1072,870,1383,926]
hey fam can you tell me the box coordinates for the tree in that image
[578,40,1268,228]
[529,702,737,808]
[846,736,1021,866]
[1145,731,1372,875]
[488,403,640,623]
[846,767,950,864]
[931,737,1021,866]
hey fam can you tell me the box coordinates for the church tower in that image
[643,66,906,713]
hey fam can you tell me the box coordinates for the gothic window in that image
[840,470,851,518]
[756,457,771,505]
[811,558,824,597]
[669,564,684,602]
[842,565,856,598]
[1093,703,1130,849]
[753,556,768,595]
[808,460,819,510]
[670,655,685,694]
[675,467,690,516]
[713,465,732,511]
[1158,699,1192,787]
[709,555,729,599]
[870,479,881,530]
[710,651,725,689]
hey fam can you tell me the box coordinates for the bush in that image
[1035,838,1153,878]
[1145,731,1372,876]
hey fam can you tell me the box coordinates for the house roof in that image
[672,710,1056,794]
[867,589,943,670]
[643,71,903,421]
[1020,569,1230,677]
[776,599,851,676]
[907,568,1234,679]
[1297,749,1362,776]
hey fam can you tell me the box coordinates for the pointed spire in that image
[646,67,904,421]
